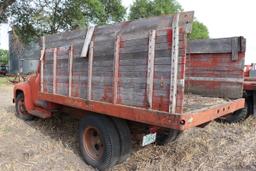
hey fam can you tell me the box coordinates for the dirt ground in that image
[1,80,256,171]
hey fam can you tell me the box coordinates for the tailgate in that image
[186,37,246,99]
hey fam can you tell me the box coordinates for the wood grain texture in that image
[169,14,180,113]
[39,12,196,114]
[146,30,156,108]
[81,26,95,57]
[113,36,120,104]
[88,41,94,100]
[53,48,57,94]
[68,46,73,97]
[186,37,246,99]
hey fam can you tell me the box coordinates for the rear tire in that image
[15,94,35,121]
[79,114,120,170]
[216,107,249,123]
[111,118,132,163]
[155,128,181,146]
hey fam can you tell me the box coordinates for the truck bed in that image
[35,12,245,130]
[184,94,229,112]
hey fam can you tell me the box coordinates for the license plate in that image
[142,133,156,146]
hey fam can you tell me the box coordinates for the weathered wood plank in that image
[113,36,120,104]
[120,42,170,54]
[53,48,57,94]
[188,37,246,54]
[88,41,94,100]
[169,14,179,113]
[81,26,95,57]
[146,30,156,108]
[69,45,73,97]
[40,49,45,92]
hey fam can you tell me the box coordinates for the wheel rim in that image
[83,127,104,161]
[17,98,27,115]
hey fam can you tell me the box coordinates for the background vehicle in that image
[243,63,256,116]
[13,12,246,170]
[0,64,8,76]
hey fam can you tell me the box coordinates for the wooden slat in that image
[40,50,45,92]
[81,26,95,57]
[231,37,239,61]
[188,37,246,54]
[53,48,57,94]
[40,36,46,92]
[169,14,180,113]
[68,45,74,97]
[146,30,156,108]
[88,41,94,100]
[113,36,121,104]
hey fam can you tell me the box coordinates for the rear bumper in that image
[179,98,245,130]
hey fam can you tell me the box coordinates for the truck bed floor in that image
[184,94,229,113]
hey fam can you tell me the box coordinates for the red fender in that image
[13,74,39,112]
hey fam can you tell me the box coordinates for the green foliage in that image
[2,0,209,44]
[65,0,126,29]
[189,21,209,40]
[0,49,8,64]
[129,0,182,20]
[0,0,16,22]
[129,0,209,40]
[129,0,153,20]
[4,0,126,43]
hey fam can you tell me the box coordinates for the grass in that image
[0,76,12,86]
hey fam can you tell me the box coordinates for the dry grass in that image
[1,84,256,171]
[0,76,12,86]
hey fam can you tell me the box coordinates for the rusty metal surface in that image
[38,92,245,130]
[38,92,182,129]
[180,98,245,130]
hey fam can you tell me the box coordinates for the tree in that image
[189,21,209,40]
[129,0,209,40]
[3,0,126,43]
[0,0,16,22]
[0,0,15,16]
[0,49,8,64]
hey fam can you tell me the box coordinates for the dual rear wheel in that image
[79,115,132,170]
[79,114,181,170]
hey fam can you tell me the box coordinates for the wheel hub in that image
[83,127,104,160]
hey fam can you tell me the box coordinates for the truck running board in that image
[29,106,52,119]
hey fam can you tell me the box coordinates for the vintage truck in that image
[13,11,247,170]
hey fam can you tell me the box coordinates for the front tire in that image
[79,114,121,170]
[15,94,35,121]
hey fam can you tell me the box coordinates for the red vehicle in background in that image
[0,65,8,76]
[244,63,256,116]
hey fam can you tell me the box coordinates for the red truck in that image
[243,64,256,116]
[13,12,247,170]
